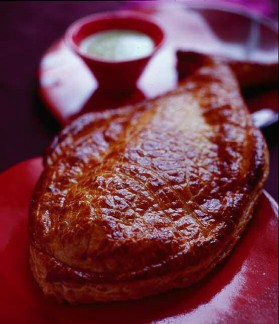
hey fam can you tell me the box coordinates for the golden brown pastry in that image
[29,54,268,303]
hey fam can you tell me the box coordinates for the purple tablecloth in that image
[0,1,278,200]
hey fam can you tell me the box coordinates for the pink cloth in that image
[126,0,278,19]
[206,0,278,17]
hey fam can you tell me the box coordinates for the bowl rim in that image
[65,10,165,64]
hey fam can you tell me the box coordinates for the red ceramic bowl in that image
[65,11,164,91]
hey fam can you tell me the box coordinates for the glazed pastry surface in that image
[30,55,268,303]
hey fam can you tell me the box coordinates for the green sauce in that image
[80,30,155,61]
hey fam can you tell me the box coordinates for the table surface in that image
[0,1,278,200]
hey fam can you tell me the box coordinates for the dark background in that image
[0,1,278,200]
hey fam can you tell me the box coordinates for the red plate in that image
[39,4,278,127]
[0,158,278,323]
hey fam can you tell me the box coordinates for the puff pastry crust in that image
[30,55,268,303]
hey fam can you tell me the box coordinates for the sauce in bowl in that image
[79,30,155,61]
[66,12,164,90]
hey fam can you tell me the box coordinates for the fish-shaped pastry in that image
[30,54,268,303]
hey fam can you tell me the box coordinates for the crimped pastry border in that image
[30,182,264,303]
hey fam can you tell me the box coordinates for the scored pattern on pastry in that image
[30,54,268,303]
